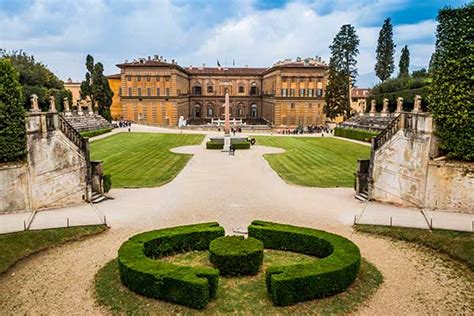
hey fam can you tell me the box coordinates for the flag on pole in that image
[233,59,235,66]
[217,59,221,67]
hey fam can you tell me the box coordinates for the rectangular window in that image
[156,76,160,81]
[282,77,287,82]
[138,88,142,96]
[281,89,287,97]
[300,89,305,97]
[128,87,132,96]
[308,89,313,97]
[147,77,151,82]
[156,88,160,96]
[137,76,141,81]
[127,76,131,81]
[165,76,170,82]
[317,89,323,97]
[147,88,151,96]
[166,88,170,96]
[290,89,295,97]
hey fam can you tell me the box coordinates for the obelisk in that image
[223,89,231,151]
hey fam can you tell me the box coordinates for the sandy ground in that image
[0,130,472,315]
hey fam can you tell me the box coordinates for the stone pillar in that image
[369,100,376,117]
[63,97,72,116]
[413,95,422,113]
[381,98,389,117]
[30,94,40,112]
[48,95,57,113]
[396,97,404,114]
[224,91,230,135]
[77,100,84,115]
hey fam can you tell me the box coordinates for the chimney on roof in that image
[203,63,206,67]
[189,65,192,69]
[172,59,175,64]
[67,77,72,83]
[154,55,159,60]
[125,59,128,63]
[148,56,151,61]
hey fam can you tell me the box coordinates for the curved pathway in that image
[0,132,472,314]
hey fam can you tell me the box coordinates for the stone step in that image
[355,192,369,202]
[91,194,107,204]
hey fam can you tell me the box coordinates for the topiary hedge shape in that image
[209,236,263,276]
[248,220,361,306]
[117,222,225,309]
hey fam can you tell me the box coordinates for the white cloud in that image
[0,0,437,87]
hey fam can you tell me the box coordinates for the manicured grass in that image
[80,128,112,138]
[255,137,370,187]
[0,225,107,274]
[355,224,474,271]
[95,251,382,314]
[90,133,205,188]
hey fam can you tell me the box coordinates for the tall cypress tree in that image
[80,54,114,121]
[0,58,27,162]
[324,24,360,120]
[398,45,410,77]
[375,18,396,82]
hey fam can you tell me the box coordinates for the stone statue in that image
[48,95,57,113]
[77,100,84,115]
[369,99,376,117]
[413,95,422,113]
[30,94,40,112]
[63,97,71,115]
[396,97,404,114]
[381,98,389,117]
[358,99,366,116]
[87,99,93,115]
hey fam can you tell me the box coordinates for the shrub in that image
[103,174,111,193]
[206,141,223,150]
[118,222,225,309]
[248,220,361,306]
[209,236,263,276]
[429,4,474,161]
[334,127,378,143]
[231,142,250,149]
[80,128,112,138]
[0,58,27,163]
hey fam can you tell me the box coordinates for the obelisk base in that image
[223,134,231,152]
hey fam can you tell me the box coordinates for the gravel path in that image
[0,138,472,315]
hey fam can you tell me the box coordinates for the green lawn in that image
[90,133,205,188]
[95,251,382,314]
[255,137,370,187]
[0,225,107,274]
[355,225,474,271]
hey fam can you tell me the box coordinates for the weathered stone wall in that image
[425,161,474,213]
[0,162,30,213]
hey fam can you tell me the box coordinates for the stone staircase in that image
[340,115,395,131]
[91,191,107,204]
[64,113,112,132]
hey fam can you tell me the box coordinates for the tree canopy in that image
[375,18,396,82]
[324,24,360,120]
[398,45,410,78]
[0,58,27,163]
[0,50,71,111]
[429,4,473,161]
[80,54,114,121]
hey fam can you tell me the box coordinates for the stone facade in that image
[108,56,328,127]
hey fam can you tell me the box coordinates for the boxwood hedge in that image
[117,222,225,309]
[334,127,379,143]
[209,236,263,276]
[248,220,361,306]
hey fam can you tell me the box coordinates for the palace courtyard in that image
[0,125,472,315]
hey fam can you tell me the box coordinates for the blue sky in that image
[0,0,469,87]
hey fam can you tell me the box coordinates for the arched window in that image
[238,85,245,93]
[194,104,201,117]
[207,85,213,93]
[192,82,202,95]
[250,82,258,95]
[251,104,257,118]
[207,106,213,117]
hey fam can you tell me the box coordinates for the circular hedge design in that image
[117,220,361,310]
[209,236,263,276]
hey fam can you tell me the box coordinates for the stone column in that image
[413,95,422,113]
[63,97,72,116]
[48,95,57,113]
[224,91,230,135]
[77,100,84,115]
[396,97,404,114]
[381,98,389,117]
[30,94,40,112]
[369,100,376,117]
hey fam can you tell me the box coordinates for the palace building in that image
[107,56,329,127]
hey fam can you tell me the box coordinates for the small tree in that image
[429,4,474,161]
[324,24,360,120]
[0,58,27,163]
[375,18,396,82]
[398,45,410,78]
[80,54,114,121]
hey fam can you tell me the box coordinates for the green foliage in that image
[248,220,361,306]
[103,174,112,193]
[80,128,112,138]
[355,224,474,271]
[209,236,263,276]
[206,141,223,150]
[0,50,71,111]
[117,222,225,309]
[334,127,379,143]
[0,58,27,163]
[375,18,396,82]
[206,139,251,150]
[428,4,474,161]
[80,55,114,121]
[231,142,250,149]
[398,45,410,78]
[0,225,107,274]
[325,24,360,120]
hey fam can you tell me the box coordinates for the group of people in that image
[277,125,333,135]
[116,120,132,128]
